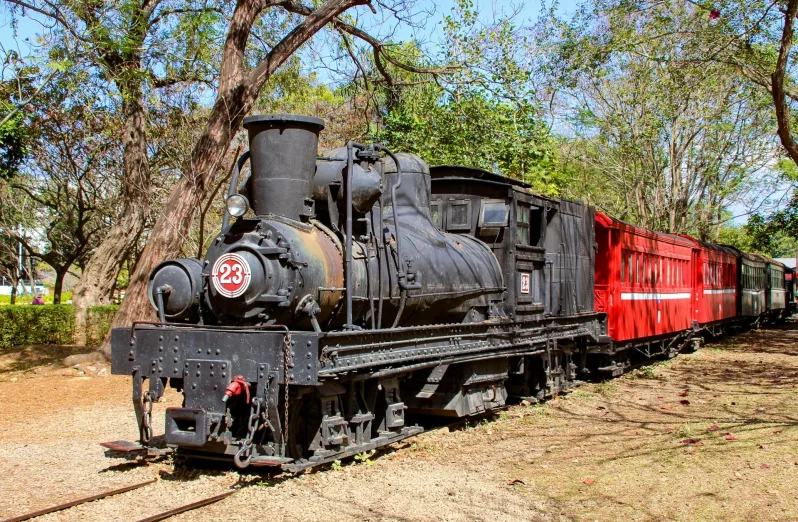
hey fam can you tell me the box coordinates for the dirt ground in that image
[0,323,796,522]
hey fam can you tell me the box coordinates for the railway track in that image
[1,480,233,522]
[1,406,497,522]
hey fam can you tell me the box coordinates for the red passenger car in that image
[680,237,738,331]
[594,213,694,343]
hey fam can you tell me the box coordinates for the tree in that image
[0,233,21,303]
[2,0,234,335]
[545,0,778,238]
[0,84,121,303]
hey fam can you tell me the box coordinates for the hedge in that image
[0,304,119,350]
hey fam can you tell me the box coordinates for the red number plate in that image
[211,253,252,298]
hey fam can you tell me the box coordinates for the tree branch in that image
[771,0,798,164]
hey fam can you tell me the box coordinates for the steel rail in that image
[2,479,157,522]
[135,491,234,522]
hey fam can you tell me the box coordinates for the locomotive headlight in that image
[226,194,249,218]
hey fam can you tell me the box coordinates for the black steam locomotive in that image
[109,114,604,470]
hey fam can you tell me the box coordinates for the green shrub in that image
[86,305,120,347]
[0,305,76,349]
[0,304,119,350]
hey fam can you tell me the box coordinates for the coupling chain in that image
[234,396,263,468]
[283,331,292,449]
[140,391,153,445]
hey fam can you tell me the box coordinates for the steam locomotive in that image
[107,114,793,471]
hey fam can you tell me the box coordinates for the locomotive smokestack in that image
[242,114,325,220]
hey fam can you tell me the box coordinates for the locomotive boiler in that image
[109,113,604,470]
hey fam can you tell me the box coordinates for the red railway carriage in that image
[594,213,694,343]
[680,237,738,328]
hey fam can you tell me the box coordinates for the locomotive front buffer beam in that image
[108,325,320,464]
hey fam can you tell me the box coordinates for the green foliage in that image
[0,93,30,180]
[379,92,564,194]
[86,305,119,346]
[0,304,118,350]
[717,225,753,252]
[744,205,798,257]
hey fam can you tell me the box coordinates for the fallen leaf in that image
[678,391,689,397]
[507,478,525,486]
[682,438,700,445]
[596,406,606,410]
[583,478,596,485]
[664,426,675,433]
[662,405,674,410]
[679,399,691,405]
[724,435,738,441]
[760,463,770,469]
[769,379,781,384]
[657,396,664,399]
[708,424,720,431]
[773,430,783,435]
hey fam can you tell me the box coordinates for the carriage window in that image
[653,256,658,284]
[515,204,530,245]
[479,200,509,227]
[620,252,625,283]
[452,204,468,225]
[430,202,441,228]
[447,199,472,232]
[629,253,634,283]
[636,254,641,283]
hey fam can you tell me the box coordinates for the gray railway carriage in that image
[739,252,767,320]
[109,114,605,471]
[766,259,788,320]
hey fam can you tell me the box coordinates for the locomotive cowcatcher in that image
[107,114,605,470]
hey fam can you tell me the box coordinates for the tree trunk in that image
[73,88,150,345]
[53,266,66,305]
[10,284,16,305]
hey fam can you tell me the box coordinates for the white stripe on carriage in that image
[742,289,764,294]
[620,292,691,301]
[703,288,735,295]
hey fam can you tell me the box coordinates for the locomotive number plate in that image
[520,273,530,294]
[212,253,252,298]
